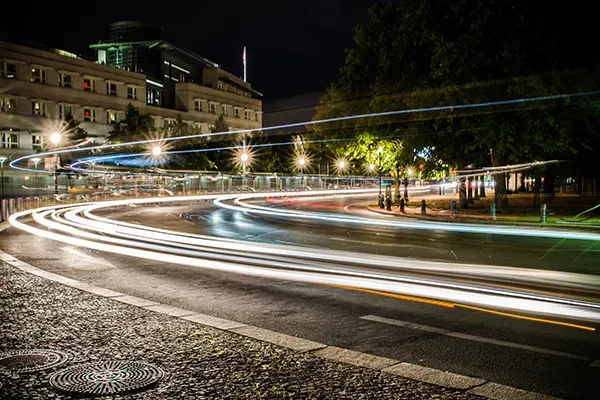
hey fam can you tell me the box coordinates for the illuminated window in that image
[59,104,73,119]
[217,81,224,90]
[31,101,47,116]
[106,82,118,96]
[83,78,95,92]
[194,99,203,112]
[221,104,228,116]
[0,97,17,112]
[59,72,72,88]
[0,61,17,78]
[1,133,18,149]
[255,112,260,122]
[32,134,43,150]
[244,110,250,120]
[127,86,137,99]
[84,108,96,122]
[31,67,47,83]
[234,108,240,118]
[106,111,118,124]
[209,103,216,114]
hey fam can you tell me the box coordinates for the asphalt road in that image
[2,193,600,399]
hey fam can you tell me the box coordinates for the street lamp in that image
[377,145,383,208]
[298,156,307,187]
[49,132,62,195]
[32,157,41,196]
[240,152,249,175]
[0,156,6,197]
[152,145,162,156]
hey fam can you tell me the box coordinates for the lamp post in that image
[49,132,62,195]
[298,156,306,187]
[32,157,41,196]
[0,156,6,197]
[377,145,383,208]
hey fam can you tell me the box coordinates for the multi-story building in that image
[0,25,262,195]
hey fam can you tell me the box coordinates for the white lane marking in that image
[61,247,116,268]
[361,315,591,361]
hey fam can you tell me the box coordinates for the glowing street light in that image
[338,160,345,170]
[152,145,162,156]
[298,157,306,167]
[50,132,62,145]
[241,152,249,163]
[407,168,414,176]
[369,163,375,172]
[377,146,383,154]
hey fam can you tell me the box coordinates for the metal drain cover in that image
[49,360,164,395]
[0,349,68,372]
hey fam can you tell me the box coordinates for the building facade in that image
[0,26,262,195]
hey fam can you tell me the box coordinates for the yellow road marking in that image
[331,284,596,332]
[454,304,596,332]
[328,285,455,308]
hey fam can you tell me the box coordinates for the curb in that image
[0,247,560,399]
[366,206,600,232]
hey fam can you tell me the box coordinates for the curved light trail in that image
[10,89,600,173]
[8,189,600,327]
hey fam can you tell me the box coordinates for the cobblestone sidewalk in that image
[0,262,481,399]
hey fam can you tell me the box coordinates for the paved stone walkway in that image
[0,262,482,399]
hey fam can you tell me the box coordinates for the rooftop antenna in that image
[243,46,247,82]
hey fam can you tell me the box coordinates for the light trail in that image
[10,89,600,173]
[8,189,600,326]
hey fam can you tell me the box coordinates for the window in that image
[32,134,43,150]
[146,87,162,106]
[209,103,216,114]
[194,99,203,112]
[59,72,72,88]
[31,67,46,83]
[244,110,251,120]
[217,81,224,90]
[221,104,228,116]
[1,133,18,149]
[1,97,17,112]
[83,78,95,92]
[127,86,137,100]
[106,82,118,96]
[0,61,17,78]
[255,112,260,121]
[59,104,73,119]
[84,108,96,122]
[32,101,47,116]
[234,108,240,118]
[107,111,118,124]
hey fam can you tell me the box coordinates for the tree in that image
[164,115,216,171]
[64,113,88,142]
[315,1,600,209]
[108,103,155,143]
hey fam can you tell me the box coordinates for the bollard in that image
[386,196,392,211]
[540,203,547,223]
[379,194,384,209]
[17,198,23,212]
[421,199,426,215]
[438,186,442,195]
[490,203,496,221]
[8,198,15,215]
[450,200,456,217]
[399,197,405,212]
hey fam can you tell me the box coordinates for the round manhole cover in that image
[0,349,68,372]
[49,360,164,395]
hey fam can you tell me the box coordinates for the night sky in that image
[4,0,388,100]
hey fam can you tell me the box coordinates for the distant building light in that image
[55,49,79,59]
[146,79,163,88]
[163,60,190,74]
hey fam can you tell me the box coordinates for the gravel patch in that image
[0,262,483,399]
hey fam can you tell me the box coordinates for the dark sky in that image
[4,0,385,100]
